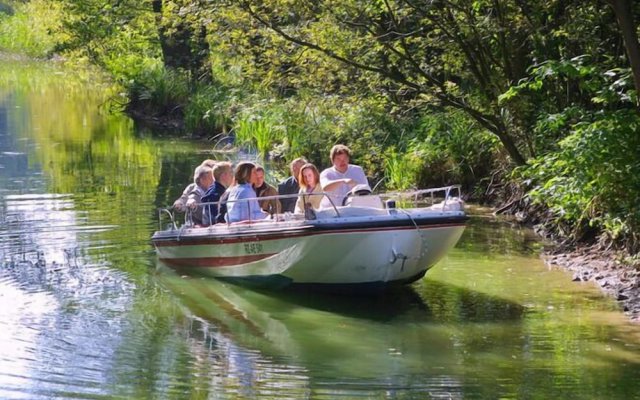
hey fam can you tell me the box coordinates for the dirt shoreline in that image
[543,246,640,323]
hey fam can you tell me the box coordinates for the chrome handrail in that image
[157,207,178,231]
[379,185,463,209]
[164,185,462,229]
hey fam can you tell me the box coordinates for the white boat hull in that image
[153,209,466,289]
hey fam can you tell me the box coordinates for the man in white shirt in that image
[319,144,369,208]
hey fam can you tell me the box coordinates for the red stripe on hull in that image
[159,253,276,268]
[154,223,465,247]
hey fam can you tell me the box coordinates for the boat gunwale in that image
[152,213,469,246]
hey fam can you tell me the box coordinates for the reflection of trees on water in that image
[0,96,34,185]
[148,275,474,398]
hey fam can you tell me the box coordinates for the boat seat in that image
[344,195,384,208]
[428,198,464,212]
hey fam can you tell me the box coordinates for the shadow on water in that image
[156,265,525,355]
[246,279,525,324]
[157,261,524,326]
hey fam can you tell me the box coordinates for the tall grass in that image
[384,150,418,190]
[234,114,277,158]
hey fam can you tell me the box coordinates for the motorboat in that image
[151,185,468,290]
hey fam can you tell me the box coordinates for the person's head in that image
[212,161,233,188]
[329,144,351,173]
[200,159,218,169]
[298,163,320,190]
[194,165,214,189]
[290,157,307,180]
[254,165,266,188]
[234,161,256,185]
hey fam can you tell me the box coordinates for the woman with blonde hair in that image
[294,163,322,214]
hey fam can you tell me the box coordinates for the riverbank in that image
[543,245,640,323]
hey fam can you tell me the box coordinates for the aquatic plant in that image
[233,113,276,159]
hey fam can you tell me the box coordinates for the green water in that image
[0,60,638,399]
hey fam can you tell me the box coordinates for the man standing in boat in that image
[319,144,369,208]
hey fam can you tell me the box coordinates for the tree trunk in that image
[151,0,211,82]
[608,0,640,112]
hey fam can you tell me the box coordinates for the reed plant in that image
[384,150,418,191]
[233,113,277,158]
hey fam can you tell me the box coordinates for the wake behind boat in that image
[152,186,468,290]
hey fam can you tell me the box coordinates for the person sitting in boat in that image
[226,162,269,223]
[319,144,369,208]
[202,161,233,225]
[185,164,215,225]
[253,164,281,216]
[294,163,322,215]
[172,159,217,212]
[277,157,307,213]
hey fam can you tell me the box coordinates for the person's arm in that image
[321,178,356,192]
[186,190,202,209]
[294,194,304,214]
[172,184,193,211]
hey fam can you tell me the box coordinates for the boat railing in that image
[156,191,342,229]
[380,185,463,209]
[156,185,463,230]
[158,208,178,231]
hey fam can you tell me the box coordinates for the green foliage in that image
[184,82,232,135]
[500,55,637,155]
[523,110,640,250]
[405,111,501,192]
[124,67,190,117]
[384,149,420,191]
[0,0,63,57]
[51,0,161,85]
[233,112,277,159]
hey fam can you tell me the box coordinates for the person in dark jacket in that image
[202,162,233,225]
[277,157,307,213]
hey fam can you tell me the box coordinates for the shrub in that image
[523,109,640,251]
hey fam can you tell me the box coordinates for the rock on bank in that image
[544,247,640,323]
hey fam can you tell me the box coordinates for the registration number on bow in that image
[244,243,263,254]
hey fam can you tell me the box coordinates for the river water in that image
[0,60,639,399]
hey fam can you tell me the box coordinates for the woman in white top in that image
[294,163,323,214]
